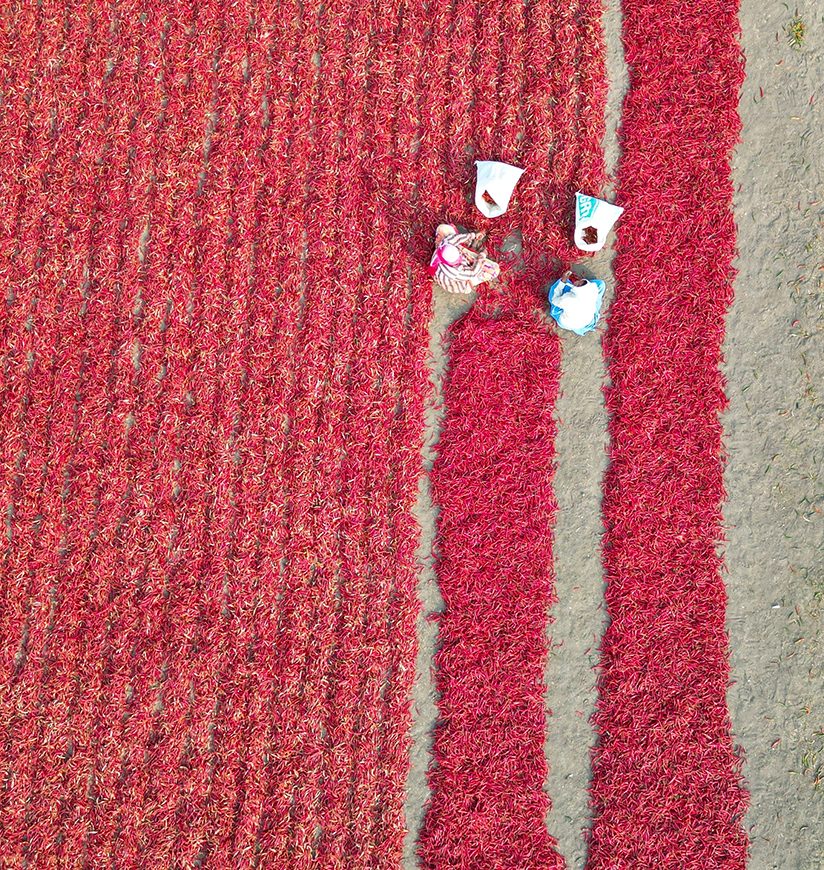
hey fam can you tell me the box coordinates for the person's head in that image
[439,243,462,267]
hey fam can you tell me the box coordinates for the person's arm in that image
[449,231,475,247]
[450,231,485,250]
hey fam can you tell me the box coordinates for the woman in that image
[429,223,500,295]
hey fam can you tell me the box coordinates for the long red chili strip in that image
[588,0,749,866]
[419,312,565,869]
[417,0,607,863]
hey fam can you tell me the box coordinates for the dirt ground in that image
[403,1,823,868]
[724,2,823,867]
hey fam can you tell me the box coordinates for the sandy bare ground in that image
[404,1,823,868]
